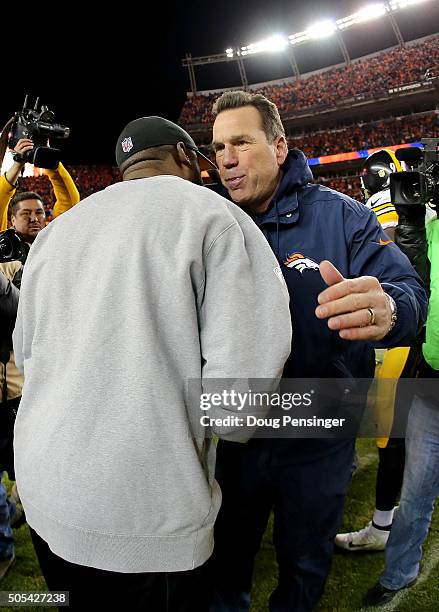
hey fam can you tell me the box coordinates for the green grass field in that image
[2,439,438,611]
[251,439,439,611]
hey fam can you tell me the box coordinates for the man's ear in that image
[176,142,192,167]
[274,135,288,166]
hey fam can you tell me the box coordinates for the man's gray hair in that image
[212,90,285,142]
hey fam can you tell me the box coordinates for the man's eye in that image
[236,141,249,148]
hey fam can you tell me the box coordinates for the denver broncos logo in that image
[284,252,320,274]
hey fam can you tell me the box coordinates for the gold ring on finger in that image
[367,307,375,326]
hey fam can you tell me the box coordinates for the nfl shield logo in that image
[121,137,133,153]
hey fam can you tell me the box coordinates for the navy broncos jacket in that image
[247,149,427,380]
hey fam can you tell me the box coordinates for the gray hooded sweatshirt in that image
[13,175,291,573]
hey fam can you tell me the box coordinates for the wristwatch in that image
[384,293,397,334]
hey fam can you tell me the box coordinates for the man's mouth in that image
[226,175,245,190]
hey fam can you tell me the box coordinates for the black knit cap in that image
[115,116,216,171]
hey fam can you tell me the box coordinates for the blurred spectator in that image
[287,113,439,158]
[317,176,362,201]
[19,166,121,216]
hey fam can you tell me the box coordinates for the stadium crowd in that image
[179,35,439,126]
[317,176,361,200]
[288,112,439,157]
[18,163,362,204]
[19,166,120,219]
[12,111,436,207]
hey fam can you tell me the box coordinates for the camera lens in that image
[401,179,421,203]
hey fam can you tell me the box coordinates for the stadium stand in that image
[287,112,439,158]
[179,35,439,127]
[19,167,121,220]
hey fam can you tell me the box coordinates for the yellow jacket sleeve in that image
[0,174,17,231]
[45,162,80,217]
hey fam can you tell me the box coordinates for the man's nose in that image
[222,145,239,168]
[29,212,39,222]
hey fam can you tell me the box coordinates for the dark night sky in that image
[2,0,438,164]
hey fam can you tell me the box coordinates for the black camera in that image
[0,229,27,264]
[8,95,70,169]
[390,138,439,207]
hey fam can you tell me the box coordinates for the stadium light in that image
[264,35,289,51]
[288,31,309,45]
[306,20,337,39]
[390,0,431,8]
[355,3,387,20]
[337,3,387,29]
[240,34,289,55]
[223,0,435,58]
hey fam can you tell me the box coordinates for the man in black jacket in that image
[0,270,20,579]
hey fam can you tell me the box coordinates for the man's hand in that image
[315,260,393,341]
[3,139,34,187]
[12,138,34,163]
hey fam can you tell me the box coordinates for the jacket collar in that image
[254,149,313,224]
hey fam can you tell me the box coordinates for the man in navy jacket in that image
[209,91,427,612]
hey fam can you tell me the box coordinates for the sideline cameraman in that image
[0,138,80,232]
[0,270,20,580]
[0,192,49,583]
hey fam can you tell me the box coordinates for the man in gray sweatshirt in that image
[12,117,292,611]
